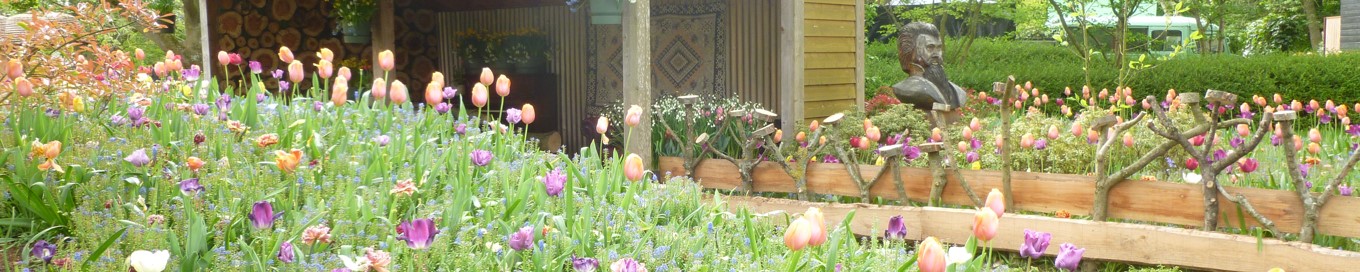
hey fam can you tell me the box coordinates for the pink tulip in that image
[331,77,348,106]
[522,104,536,125]
[1237,124,1251,137]
[316,60,334,79]
[961,127,974,141]
[15,77,33,96]
[1191,135,1205,146]
[1064,87,1072,96]
[134,48,146,61]
[1273,93,1283,104]
[931,128,942,143]
[624,153,644,182]
[1185,157,1199,170]
[596,116,609,134]
[337,67,351,81]
[867,126,882,142]
[1070,122,1084,137]
[471,83,489,108]
[1308,142,1321,154]
[956,141,969,153]
[973,208,1000,242]
[1047,125,1060,140]
[495,75,511,97]
[625,105,643,127]
[389,80,409,104]
[783,217,814,251]
[278,46,294,63]
[809,120,820,132]
[969,117,981,132]
[216,51,230,66]
[1086,129,1100,143]
[317,48,334,62]
[804,207,827,246]
[985,188,1005,217]
[1293,135,1303,151]
[287,61,305,83]
[1081,86,1091,98]
[479,68,494,86]
[371,78,388,100]
[378,50,394,71]
[1123,132,1135,147]
[994,135,1005,149]
[917,237,947,272]
[1309,128,1322,143]
[424,82,443,106]
[1020,133,1035,149]
[858,136,872,150]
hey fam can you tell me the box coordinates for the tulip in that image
[31,240,56,263]
[216,51,230,66]
[572,256,601,271]
[985,188,1005,217]
[1238,158,1259,173]
[1308,142,1321,154]
[274,149,302,173]
[302,224,332,245]
[317,48,334,62]
[471,83,489,108]
[960,127,974,141]
[337,66,352,81]
[1070,122,1084,137]
[610,258,646,272]
[796,132,807,143]
[596,116,609,134]
[931,128,942,143]
[857,136,872,150]
[249,201,277,229]
[1020,133,1035,149]
[774,129,784,143]
[15,77,33,96]
[378,50,394,71]
[506,108,522,124]
[396,218,441,250]
[1019,229,1052,259]
[127,250,170,272]
[287,60,305,83]
[804,207,827,246]
[508,226,534,251]
[1055,243,1086,271]
[316,60,334,79]
[1123,132,1135,147]
[372,78,388,100]
[783,217,814,250]
[178,178,203,195]
[973,208,999,242]
[480,67,495,86]
[495,74,511,97]
[331,77,349,106]
[1309,128,1322,143]
[5,59,20,79]
[471,149,493,166]
[522,104,537,125]
[542,167,567,197]
[884,215,908,240]
[809,120,821,132]
[424,81,444,106]
[389,80,409,104]
[917,237,947,272]
[625,105,643,127]
[624,153,645,181]
[272,241,296,263]
[125,148,152,167]
[956,141,969,153]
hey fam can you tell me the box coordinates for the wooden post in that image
[623,0,653,167]
[778,0,804,133]
[372,0,395,76]
[197,0,212,93]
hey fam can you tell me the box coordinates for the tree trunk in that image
[1092,183,1113,221]
[928,152,947,206]
[1300,0,1323,49]
[1201,171,1219,230]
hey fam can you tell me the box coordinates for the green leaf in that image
[82,228,128,270]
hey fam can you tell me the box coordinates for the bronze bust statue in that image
[892,22,967,112]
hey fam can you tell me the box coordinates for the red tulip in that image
[1239,158,1259,173]
[1185,157,1199,170]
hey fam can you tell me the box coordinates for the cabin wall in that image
[1344,0,1360,50]
[802,0,863,121]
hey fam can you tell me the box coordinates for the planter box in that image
[658,156,1360,238]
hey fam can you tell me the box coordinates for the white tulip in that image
[127,250,170,272]
[1183,172,1203,184]
[946,246,973,265]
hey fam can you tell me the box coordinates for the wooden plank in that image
[804,84,856,102]
[658,157,1360,238]
[805,19,856,38]
[780,0,805,141]
[805,37,855,53]
[720,196,1360,272]
[854,0,865,114]
[805,52,856,69]
[805,0,857,5]
[805,3,856,21]
[623,0,652,166]
[805,68,855,85]
[803,99,855,119]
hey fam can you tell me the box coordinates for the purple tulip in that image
[1212,149,1227,163]
[435,102,452,114]
[313,101,324,112]
[373,135,391,147]
[1348,125,1360,137]
[471,149,493,167]
[506,108,523,124]
[884,215,907,240]
[256,93,267,103]
[610,258,646,272]
[1301,163,1312,179]
[249,201,278,229]
[396,218,441,250]
[192,103,211,116]
[970,138,983,150]
[1340,184,1353,196]
[1230,137,1245,148]
[271,69,284,79]
[1239,158,1259,173]
[443,87,458,99]
[279,81,292,92]
[125,148,151,167]
[543,167,567,197]
[248,61,262,74]
[128,107,145,122]
[184,65,202,81]
[278,241,295,263]
[821,154,841,164]
[1054,243,1085,271]
[1033,139,1048,150]
[965,151,980,164]
[179,178,204,195]
[903,146,921,161]
[571,256,600,271]
[1019,229,1052,259]
[1321,114,1333,124]
[31,240,56,263]
[456,123,468,135]
[508,226,534,251]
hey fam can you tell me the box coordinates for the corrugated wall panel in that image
[728,0,781,113]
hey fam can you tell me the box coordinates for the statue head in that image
[897,22,944,74]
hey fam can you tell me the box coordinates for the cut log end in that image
[1273,111,1298,122]
[677,95,700,104]
[1178,92,1202,104]
[919,143,944,153]
[1205,89,1238,105]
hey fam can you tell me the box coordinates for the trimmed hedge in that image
[867,39,1360,104]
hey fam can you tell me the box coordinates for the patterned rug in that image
[586,2,727,110]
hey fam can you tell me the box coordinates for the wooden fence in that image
[721,195,1360,272]
[657,157,1360,238]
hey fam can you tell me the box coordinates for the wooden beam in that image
[623,0,652,166]
[854,0,865,113]
[780,0,805,140]
[658,157,1360,238]
[198,0,212,93]
[720,196,1360,272]
[373,0,395,78]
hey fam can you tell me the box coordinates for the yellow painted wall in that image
[802,0,863,121]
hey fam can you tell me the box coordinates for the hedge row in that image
[867,39,1360,104]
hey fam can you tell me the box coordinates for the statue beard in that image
[922,63,958,106]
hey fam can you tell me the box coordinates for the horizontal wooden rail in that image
[720,195,1360,272]
[659,157,1360,238]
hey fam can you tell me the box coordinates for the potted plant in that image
[333,0,377,43]
[457,28,487,75]
[149,0,176,33]
[505,29,550,74]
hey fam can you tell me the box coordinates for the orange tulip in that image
[481,67,497,85]
[783,217,814,251]
[371,78,388,100]
[15,77,33,97]
[495,74,511,97]
[337,67,352,81]
[424,81,443,106]
[522,104,537,125]
[804,207,827,246]
[316,60,334,79]
[863,119,873,131]
[6,59,22,79]
[274,149,303,173]
[256,134,280,148]
[973,208,999,242]
[38,159,61,172]
[471,83,489,108]
[1308,142,1321,154]
[431,72,445,90]
[985,188,1005,217]
[957,141,969,153]
[917,237,947,272]
[31,140,61,160]
[931,128,942,142]
[795,131,807,143]
[773,129,783,143]
[378,50,394,71]
[331,77,349,106]
[278,46,294,63]
[187,156,205,172]
[624,153,644,182]
[1237,124,1251,137]
[809,120,820,132]
[317,48,334,62]
[288,61,305,83]
[389,80,409,104]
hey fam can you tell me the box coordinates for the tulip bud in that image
[596,116,609,134]
[389,80,409,104]
[1123,132,1135,147]
[522,104,537,125]
[15,77,33,96]
[330,77,348,106]
[969,117,981,132]
[371,78,388,100]
[378,50,394,71]
[624,153,644,181]
[217,51,230,65]
[931,128,942,143]
[287,61,305,83]
[1047,125,1060,140]
[278,46,294,63]
[471,83,489,108]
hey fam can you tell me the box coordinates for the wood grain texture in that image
[659,157,1360,238]
[720,196,1360,272]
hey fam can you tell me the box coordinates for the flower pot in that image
[158,14,176,33]
[341,21,372,44]
[589,0,622,25]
